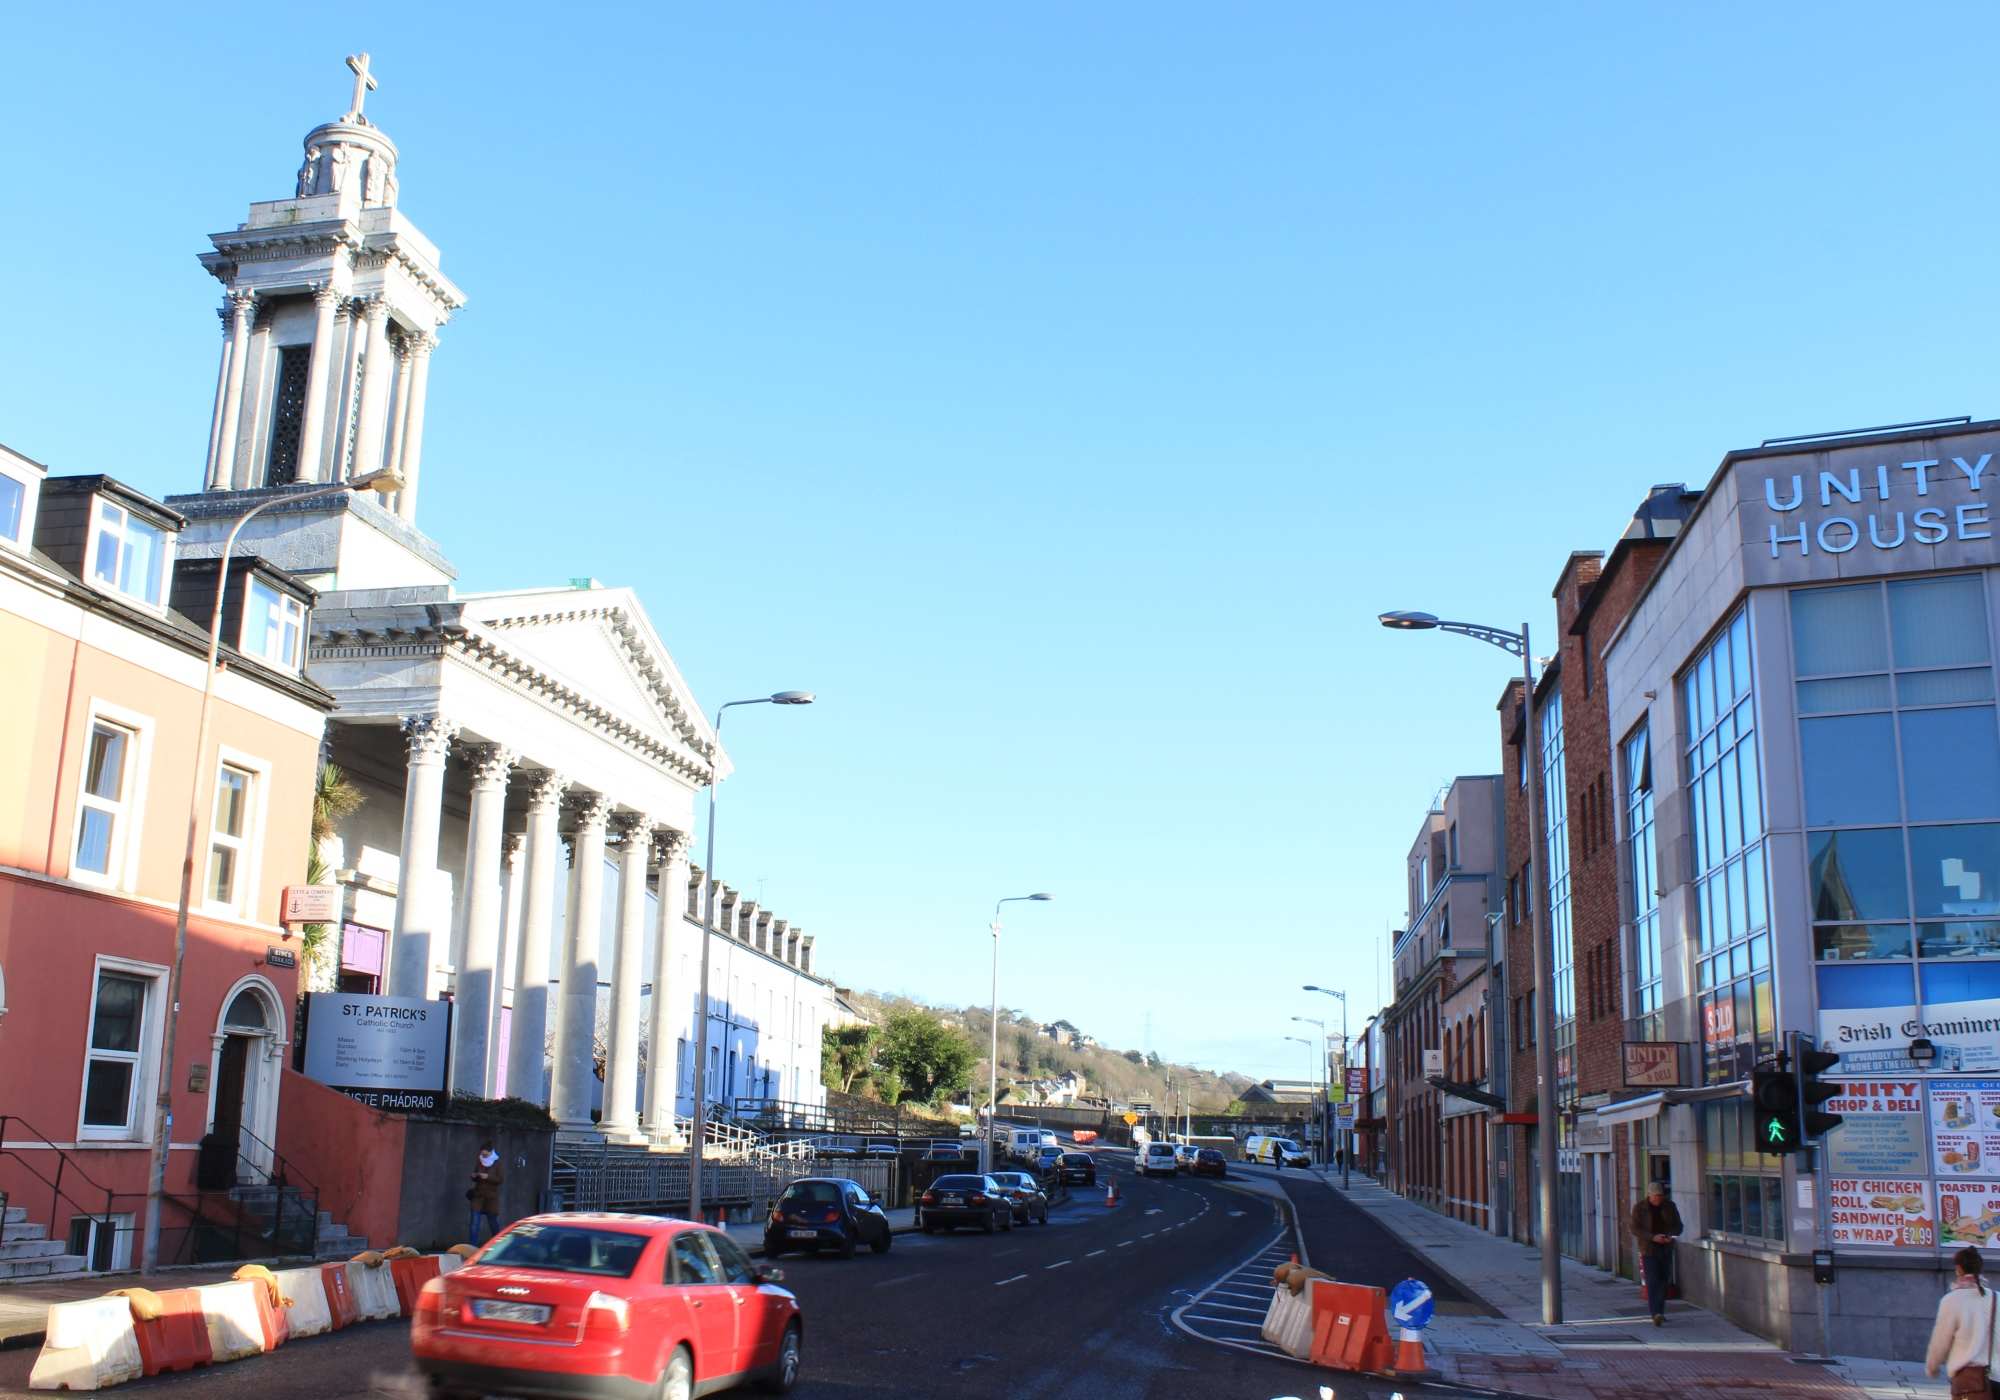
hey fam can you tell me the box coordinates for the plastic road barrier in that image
[272,1267,334,1338]
[345,1258,400,1322]
[390,1254,443,1317]
[195,1280,274,1363]
[438,1252,464,1277]
[128,1289,213,1377]
[1308,1280,1395,1375]
[317,1262,358,1330]
[1260,1277,1316,1358]
[27,1297,145,1391]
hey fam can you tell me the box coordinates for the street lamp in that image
[1304,985,1351,1188]
[142,467,405,1273]
[1291,1014,1330,1174]
[1380,607,1562,1325]
[987,894,1052,1170]
[689,691,814,1223]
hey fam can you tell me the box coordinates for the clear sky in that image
[8,5,2000,1082]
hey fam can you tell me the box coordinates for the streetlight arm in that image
[1431,620,1527,657]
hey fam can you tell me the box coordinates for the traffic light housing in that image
[1798,1041,1843,1141]
[1753,1065,1802,1154]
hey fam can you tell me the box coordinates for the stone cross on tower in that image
[344,52,378,121]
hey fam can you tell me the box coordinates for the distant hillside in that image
[848,991,1253,1112]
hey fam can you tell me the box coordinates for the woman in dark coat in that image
[469,1141,505,1244]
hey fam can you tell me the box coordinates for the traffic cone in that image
[1392,1327,1426,1376]
[1105,1179,1120,1208]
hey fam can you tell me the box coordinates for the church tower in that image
[171,54,465,590]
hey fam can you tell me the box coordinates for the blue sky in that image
[9,5,2000,1081]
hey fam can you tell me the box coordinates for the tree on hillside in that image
[1123,1049,1145,1065]
[821,1024,880,1095]
[876,1008,977,1107]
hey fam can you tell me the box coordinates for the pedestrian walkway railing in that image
[0,1112,119,1262]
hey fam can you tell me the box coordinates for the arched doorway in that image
[208,979,283,1183]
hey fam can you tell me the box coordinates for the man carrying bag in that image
[1629,1180,1682,1327]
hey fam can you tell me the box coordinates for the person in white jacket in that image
[1926,1246,1999,1390]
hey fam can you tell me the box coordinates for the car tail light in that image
[584,1292,631,1335]
[821,1208,841,1223]
[921,1192,936,1205]
[412,1279,444,1331]
[969,1193,988,1204]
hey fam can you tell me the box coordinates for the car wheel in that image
[658,1345,695,1400]
[1037,1207,1048,1225]
[1002,1209,1014,1232]
[871,1227,891,1254]
[760,1322,802,1394]
[982,1213,996,1234]
[839,1228,857,1259]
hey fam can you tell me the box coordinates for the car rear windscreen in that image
[479,1223,647,1278]
[781,1182,843,1205]
[1063,1153,1088,1163]
[931,1175,986,1190]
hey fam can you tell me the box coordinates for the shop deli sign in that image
[1761,454,1992,558]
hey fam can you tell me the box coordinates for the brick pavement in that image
[1278,1165,1946,1400]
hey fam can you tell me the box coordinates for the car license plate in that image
[942,1194,962,1205]
[788,1228,819,1239]
[472,1299,550,1324]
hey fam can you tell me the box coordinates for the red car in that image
[412,1212,801,1400]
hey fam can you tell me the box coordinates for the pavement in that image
[1257,1162,1951,1400]
[0,1153,1416,1399]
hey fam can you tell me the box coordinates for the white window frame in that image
[77,956,167,1143]
[0,452,40,554]
[85,495,175,613]
[69,701,154,892]
[238,574,306,672]
[203,746,271,920]
[67,1212,135,1272]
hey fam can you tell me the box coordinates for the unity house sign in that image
[1756,453,1992,560]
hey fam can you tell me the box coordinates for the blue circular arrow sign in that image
[1389,1277,1434,1331]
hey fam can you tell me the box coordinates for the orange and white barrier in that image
[1260,1277,1316,1358]
[194,1280,272,1363]
[344,1256,401,1321]
[271,1267,334,1338]
[1307,1280,1395,1375]
[26,1296,145,1391]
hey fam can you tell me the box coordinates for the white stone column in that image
[294,284,341,483]
[490,831,525,1097]
[203,307,234,488]
[395,333,436,522]
[643,829,689,1139]
[387,715,458,999]
[384,336,417,481]
[449,743,514,1098]
[506,772,567,1108]
[212,291,256,490]
[550,793,610,1131]
[599,813,652,1139]
[328,299,364,478]
[350,299,395,477]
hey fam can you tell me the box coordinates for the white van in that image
[1138,1141,1179,1177]
[1008,1127,1044,1157]
[1243,1134,1311,1168]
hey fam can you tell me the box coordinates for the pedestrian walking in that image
[1629,1179,1682,1326]
[1926,1246,2000,1397]
[468,1139,505,1244]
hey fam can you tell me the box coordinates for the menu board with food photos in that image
[1930,1081,2000,1179]
[1827,1178,1936,1249]
[1940,1181,2000,1249]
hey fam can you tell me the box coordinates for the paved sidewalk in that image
[1302,1169,1946,1400]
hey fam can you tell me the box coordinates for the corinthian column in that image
[550,793,610,1131]
[644,829,689,1139]
[212,292,257,490]
[599,812,652,1139]
[294,284,341,482]
[384,335,417,481]
[395,332,436,522]
[204,308,234,487]
[506,772,567,1108]
[490,832,525,1096]
[350,298,395,477]
[387,715,458,999]
[449,743,514,1097]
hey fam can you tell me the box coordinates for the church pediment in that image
[453,587,722,781]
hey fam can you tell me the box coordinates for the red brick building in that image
[1497,487,1695,1273]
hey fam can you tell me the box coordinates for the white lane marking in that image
[1183,1313,1266,1328]
[1085,1249,1106,1258]
[1195,1300,1270,1315]
[1116,1240,1135,1248]
[1045,1260,1071,1270]
[1141,1232,1157,1239]
[995,1273,1029,1286]
[1227,1210,1246,1217]
[1145,1208,1163,1215]
[872,1271,927,1289]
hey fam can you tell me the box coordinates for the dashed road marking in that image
[1045,1260,1070,1270]
[1116,1240,1135,1248]
[1085,1249,1106,1258]
[872,1272,926,1289]
[995,1273,1029,1286]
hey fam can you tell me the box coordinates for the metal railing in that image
[0,1113,119,1263]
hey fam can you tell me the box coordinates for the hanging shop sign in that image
[1622,1041,1686,1089]
[1823,1080,1927,1177]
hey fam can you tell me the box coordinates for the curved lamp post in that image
[987,894,1052,1169]
[142,466,405,1273]
[1303,985,1351,1186]
[1379,608,1561,1325]
[689,690,813,1222]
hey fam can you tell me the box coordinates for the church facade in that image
[163,56,836,1144]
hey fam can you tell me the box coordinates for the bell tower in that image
[172,54,466,590]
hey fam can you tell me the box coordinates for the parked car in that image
[1138,1141,1179,1177]
[1173,1143,1202,1173]
[917,1174,1015,1233]
[763,1177,892,1258]
[1192,1148,1228,1179]
[989,1171,1051,1225]
[1243,1134,1312,1168]
[1059,1151,1097,1186]
[1032,1144,1065,1178]
[412,1212,802,1398]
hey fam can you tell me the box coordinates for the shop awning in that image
[1591,1082,1748,1129]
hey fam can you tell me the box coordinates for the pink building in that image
[0,443,332,1274]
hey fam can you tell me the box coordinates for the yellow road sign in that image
[1123,1112,1139,1125]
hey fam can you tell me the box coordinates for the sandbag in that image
[231,1264,291,1309]
[107,1288,164,1323]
